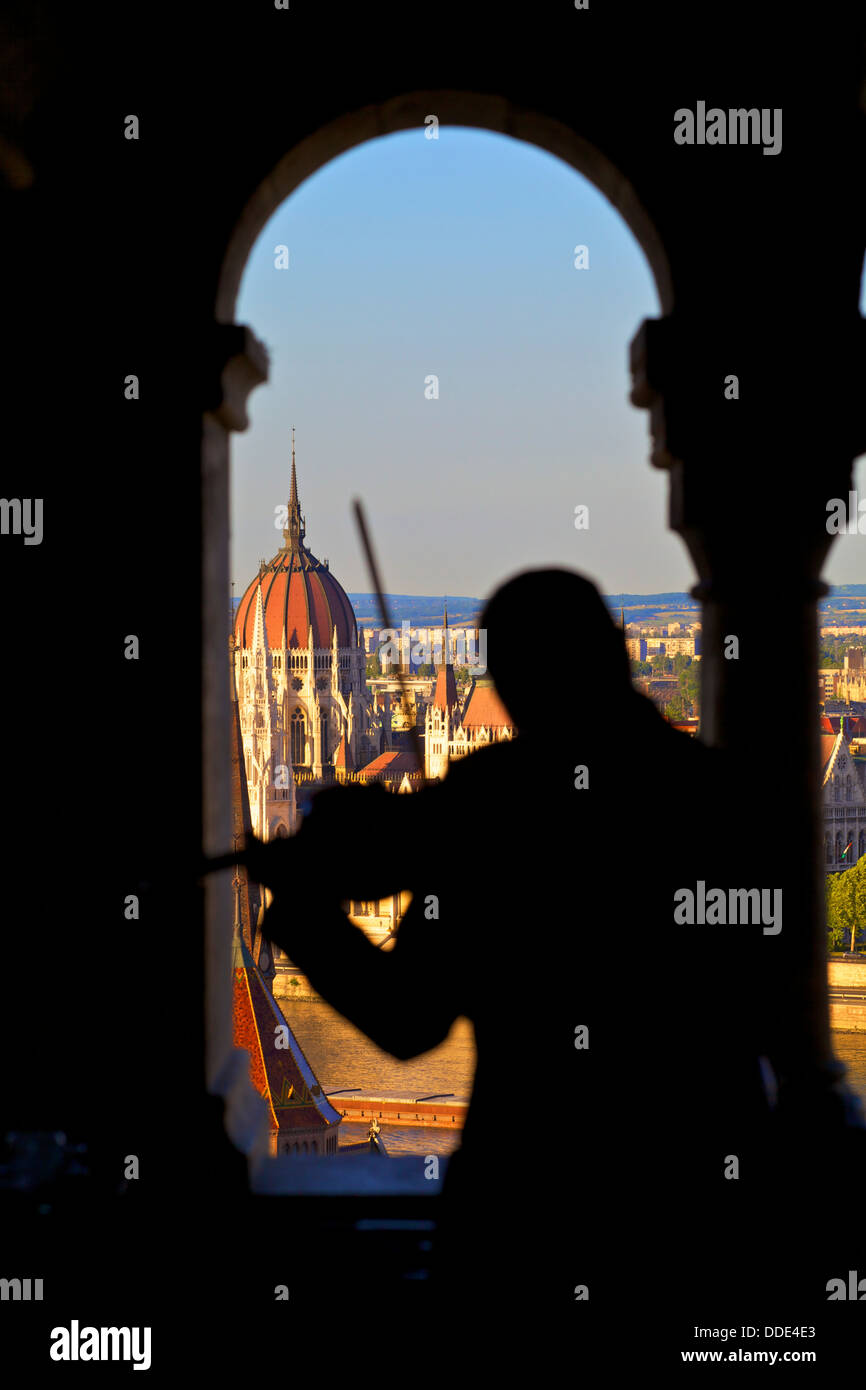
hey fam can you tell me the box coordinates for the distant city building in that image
[823,667,866,703]
[232,440,415,960]
[232,441,380,843]
[821,716,866,871]
[424,609,514,779]
[819,669,841,697]
[645,635,701,657]
[375,622,483,673]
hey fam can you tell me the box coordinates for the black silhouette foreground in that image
[241,569,828,1328]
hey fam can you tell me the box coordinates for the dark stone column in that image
[630,312,866,1130]
[201,323,269,1121]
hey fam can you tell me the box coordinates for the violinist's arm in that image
[261,885,461,1061]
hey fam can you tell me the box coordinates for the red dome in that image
[235,548,356,650]
[234,450,356,651]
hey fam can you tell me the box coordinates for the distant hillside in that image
[230,584,866,630]
[348,594,482,626]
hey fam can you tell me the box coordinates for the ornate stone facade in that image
[232,440,379,842]
[424,610,515,780]
[821,719,866,871]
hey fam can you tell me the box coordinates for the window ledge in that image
[249,1152,448,1196]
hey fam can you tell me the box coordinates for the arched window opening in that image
[212,99,681,1201]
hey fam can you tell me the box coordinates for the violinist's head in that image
[479,568,631,733]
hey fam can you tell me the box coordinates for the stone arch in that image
[203,92,700,1184]
[215,92,673,325]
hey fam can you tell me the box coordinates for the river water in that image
[833,1032,866,1117]
[280,1000,866,1154]
[280,999,475,1155]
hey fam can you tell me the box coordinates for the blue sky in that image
[231,128,865,603]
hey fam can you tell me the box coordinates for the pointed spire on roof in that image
[252,578,268,652]
[432,598,459,712]
[283,426,306,553]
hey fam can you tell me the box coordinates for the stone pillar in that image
[630,312,866,1130]
[202,322,271,1158]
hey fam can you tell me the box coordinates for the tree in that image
[677,659,700,717]
[366,652,382,679]
[826,854,866,952]
[826,875,848,952]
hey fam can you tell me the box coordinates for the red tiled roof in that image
[357,751,419,779]
[462,682,515,730]
[232,930,342,1135]
[821,732,839,772]
[823,715,866,738]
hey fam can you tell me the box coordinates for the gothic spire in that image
[283,426,305,552]
[432,598,458,711]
